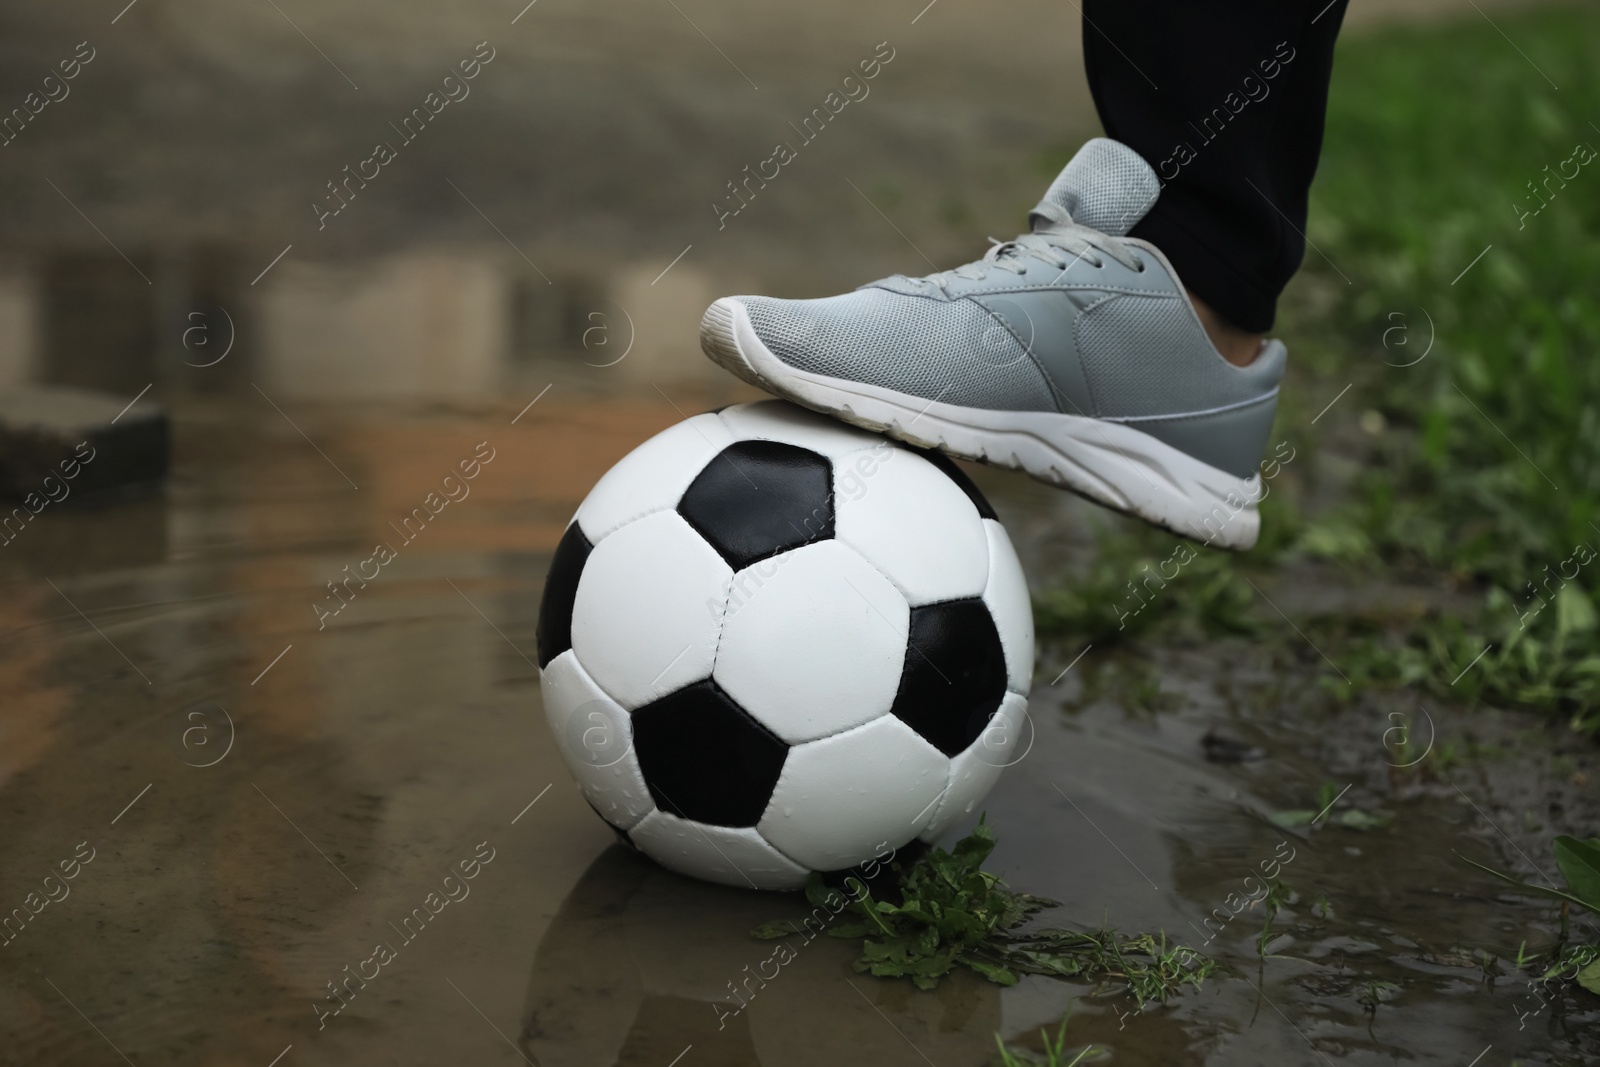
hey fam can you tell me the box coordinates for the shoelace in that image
[912,199,1144,296]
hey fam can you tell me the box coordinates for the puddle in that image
[1,399,1595,1067]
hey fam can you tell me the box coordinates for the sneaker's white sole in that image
[701,297,1263,551]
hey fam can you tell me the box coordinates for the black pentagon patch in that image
[677,440,833,570]
[536,522,592,667]
[912,447,998,520]
[631,680,789,827]
[890,598,1008,756]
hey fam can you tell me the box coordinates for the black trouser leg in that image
[1082,0,1349,331]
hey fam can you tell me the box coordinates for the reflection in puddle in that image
[0,245,723,402]
[520,846,1000,1067]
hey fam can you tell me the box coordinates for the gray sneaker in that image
[699,138,1285,550]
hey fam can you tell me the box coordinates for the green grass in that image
[1303,7,1600,539]
[1035,7,1600,735]
[1299,5,1600,728]
[993,1015,1101,1067]
[1294,5,1600,726]
[1335,583,1600,733]
[753,819,1215,997]
[1461,834,1600,993]
[1254,879,1296,959]
[1032,531,1262,647]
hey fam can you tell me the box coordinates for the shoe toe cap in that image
[705,291,1057,413]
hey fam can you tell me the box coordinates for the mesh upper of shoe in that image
[1076,294,1282,418]
[735,137,1284,423]
[741,291,1057,413]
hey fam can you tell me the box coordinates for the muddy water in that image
[1,398,1594,1067]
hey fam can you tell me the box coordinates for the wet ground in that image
[1,395,1596,1067]
[3,1,1595,1064]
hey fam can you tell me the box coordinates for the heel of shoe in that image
[1114,390,1280,483]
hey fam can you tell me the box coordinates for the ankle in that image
[1187,290,1265,368]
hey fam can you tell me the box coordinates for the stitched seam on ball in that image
[707,570,736,676]
[759,827,815,874]
[923,763,956,834]
[584,503,674,543]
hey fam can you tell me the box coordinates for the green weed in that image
[1459,834,1600,921]
[1273,783,1394,832]
[754,819,1215,997]
[1358,979,1401,1015]
[1031,526,1261,648]
[1459,834,1600,992]
[993,1014,1101,1067]
[1338,583,1600,733]
[1255,879,1295,959]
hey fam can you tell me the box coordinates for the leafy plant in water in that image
[1515,939,1600,1000]
[1255,879,1295,959]
[1458,835,1600,993]
[754,818,1215,997]
[1272,783,1394,832]
[1458,835,1600,919]
[993,1014,1101,1067]
[1358,979,1401,1015]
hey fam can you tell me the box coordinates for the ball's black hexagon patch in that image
[536,522,592,668]
[631,680,790,827]
[911,446,998,520]
[677,440,833,570]
[890,598,1008,756]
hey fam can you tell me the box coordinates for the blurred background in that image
[0,0,1558,406]
[3,1,1599,1065]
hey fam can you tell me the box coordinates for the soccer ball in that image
[536,400,1033,890]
